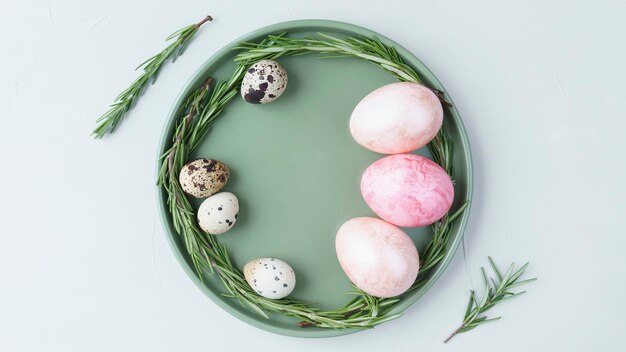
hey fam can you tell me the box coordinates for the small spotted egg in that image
[197,192,239,235]
[244,258,296,299]
[179,158,229,198]
[240,59,288,104]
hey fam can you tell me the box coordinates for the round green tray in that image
[157,19,473,337]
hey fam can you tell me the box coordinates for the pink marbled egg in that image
[361,154,454,227]
[335,217,420,298]
[349,82,443,154]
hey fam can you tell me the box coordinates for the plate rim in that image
[156,19,473,338]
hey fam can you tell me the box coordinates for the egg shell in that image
[241,59,288,104]
[361,154,454,227]
[244,258,296,299]
[179,158,230,198]
[197,192,239,235]
[350,82,443,154]
[335,217,419,298]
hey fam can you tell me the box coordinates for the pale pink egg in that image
[335,217,420,298]
[349,82,443,154]
[361,154,454,227]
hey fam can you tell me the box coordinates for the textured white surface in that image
[1,0,626,351]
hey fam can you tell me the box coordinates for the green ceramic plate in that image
[157,19,472,338]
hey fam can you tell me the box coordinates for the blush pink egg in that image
[349,82,443,154]
[335,217,420,298]
[361,154,454,227]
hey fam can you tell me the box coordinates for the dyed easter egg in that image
[335,217,419,298]
[361,154,454,227]
[350,82,443,154]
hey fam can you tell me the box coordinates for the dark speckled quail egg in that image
[197,192,239,235]
[244,258,296,299]
[179,158,229,198]
[240,59,288,104]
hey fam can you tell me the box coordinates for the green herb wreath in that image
[156,33,468,329]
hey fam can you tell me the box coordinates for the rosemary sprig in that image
[156,32,470,329]
[235,33,422,82]
[92,15,213,139]
[444,257,537,343]
[235,33,449,104]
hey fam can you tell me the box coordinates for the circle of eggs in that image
[244,258,296,299]
[197,192,239,235]
[179,158,230,198]
[350,82,443,154]
[335,217,419,298]
[240,59,288,104]
[361,154,454,227]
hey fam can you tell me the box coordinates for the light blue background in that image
[1,0,625,350]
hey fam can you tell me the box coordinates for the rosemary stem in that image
[195,15,213,28]
[444,324,464,343]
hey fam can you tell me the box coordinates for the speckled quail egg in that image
[179,158,229,198]
[244,258,296,299]
[197,192,239,234]
[240,59,288,104]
